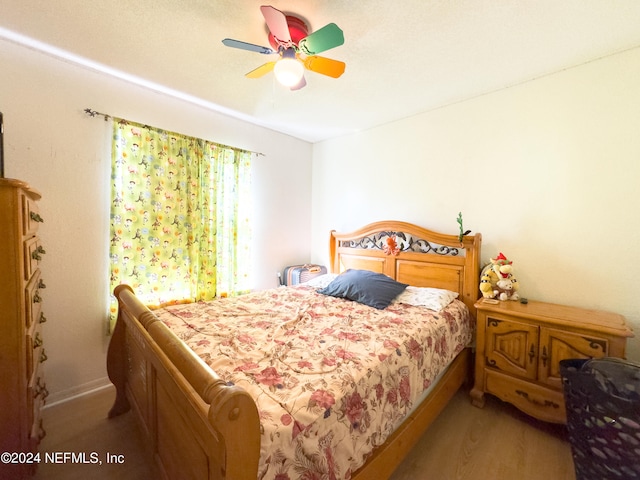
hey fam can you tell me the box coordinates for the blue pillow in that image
[318,269,408,310]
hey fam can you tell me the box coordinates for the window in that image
[108,119,252,325]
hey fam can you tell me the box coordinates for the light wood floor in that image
[389,389,576,480]
[33,385,576,480]
[33,386,159,480]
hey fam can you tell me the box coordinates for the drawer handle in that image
[33,333,43,348]
[34,378,49,400]
[540,346,548,368]
[38,279,46,289]
[39,313,47,324]
[528,344,535,364]
[39,349,48,363]
[515,390,560,409]
[31,246,46,261]
[38,419,47,441]
[30,211,44,223]
[33,291,42,303]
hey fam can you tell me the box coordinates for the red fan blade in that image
[303,56,346,78]
[260,5,291,45]
[245,62,276,78]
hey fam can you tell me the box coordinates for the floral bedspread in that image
[154,285,473,480]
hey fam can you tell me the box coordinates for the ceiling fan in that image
[222,5,345,90]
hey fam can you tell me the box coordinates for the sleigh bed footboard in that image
[107,285,260,480]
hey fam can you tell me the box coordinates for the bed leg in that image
[107,311,131,418]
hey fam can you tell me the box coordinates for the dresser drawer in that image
[27,367,48,444]
[29,412,46,446]
[24,237,45,281]
[485,368,566,423]
[25,269,44,330]
[27,368,49,442]
[26,326,47,382]
[22,193,43,236]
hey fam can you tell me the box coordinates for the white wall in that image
[312,48,640,361]
[2,35,638,404]
[0,39,313,402]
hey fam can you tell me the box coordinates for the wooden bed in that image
[107,220,481,480]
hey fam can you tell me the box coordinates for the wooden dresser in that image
[0,178,48,479]
[470,298,633,424]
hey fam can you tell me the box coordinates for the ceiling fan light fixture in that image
[274,49,304,87]
[223,6,345,90]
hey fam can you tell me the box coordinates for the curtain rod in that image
[84,108,265,157]
[84,108,111,121]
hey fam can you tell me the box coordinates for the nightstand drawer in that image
[538,327,609,389]
[485,369,566,423]
[485,315,538,380]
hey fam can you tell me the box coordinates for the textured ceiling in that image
[2,0,640,142]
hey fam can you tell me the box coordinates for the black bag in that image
[560,357,640,480]
[281,264,327,286]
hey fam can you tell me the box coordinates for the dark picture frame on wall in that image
[0,112,4,178]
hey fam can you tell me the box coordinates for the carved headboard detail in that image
[329,221,482,316]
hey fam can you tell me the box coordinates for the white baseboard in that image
[44,377,113,408]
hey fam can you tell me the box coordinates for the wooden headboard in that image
[329,220,482,316]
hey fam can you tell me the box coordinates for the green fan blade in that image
[298,23,344,55]
[245,62,276,78]
[303,56,345,78]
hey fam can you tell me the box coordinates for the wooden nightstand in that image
[470,298,633,424]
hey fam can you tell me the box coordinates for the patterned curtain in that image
[109,119,252,327]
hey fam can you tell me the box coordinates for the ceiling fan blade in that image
[222,38,275,55]
[298,23,344,55]
[303,56,345,78]
[290,76,306,91]
[260,5,291,44]
[245,62,276,78]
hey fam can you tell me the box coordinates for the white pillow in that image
[391,286,459,311]
[299,273,339,289]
